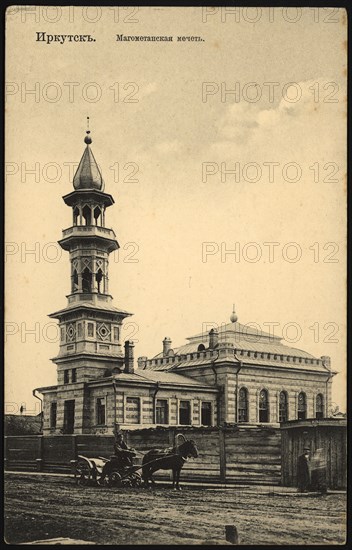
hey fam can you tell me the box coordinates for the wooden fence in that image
[281,418,347,489]
[4,425,281,485]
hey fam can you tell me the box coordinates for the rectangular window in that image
[60,327,65,342]
[125,397,140,424]
[201,402,212,426]
[87,323,94,337]
[50,402,57,428]
[63,370,69,384]
[179,400,191,425]
[113,326,119,341]
[77,323,82,338]
[156,399,168,425]
[71,368,77,383]
[96,397,106,425]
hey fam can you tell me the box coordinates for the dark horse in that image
[142,435,198,490]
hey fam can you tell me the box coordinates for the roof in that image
[130,369,212,387]
[147,318,333,375]
[152,326,316,362]
[73,139,104,191]
[187,321,282,343]
[49,301,132,319]
[281,418,347,429]
[149,356,333,375]
[36,369,216,393]
[159,340,314,360]
[111,369,213,388]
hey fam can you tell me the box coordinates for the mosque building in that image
[35,129,336,435]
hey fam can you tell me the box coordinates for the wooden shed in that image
[281,418,347,489]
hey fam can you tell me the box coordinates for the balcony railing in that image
[62,225,116,238]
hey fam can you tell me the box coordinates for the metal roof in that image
[113,369,212,388]
[152,338,316,361]
[49,301,132,318]
[73,142,104,191]
[151,319,319,363]
[187,321,281,342]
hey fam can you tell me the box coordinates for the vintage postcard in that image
[5,5,347,545]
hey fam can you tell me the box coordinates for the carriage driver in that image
[114,432,136,467]
[98,432,136,485]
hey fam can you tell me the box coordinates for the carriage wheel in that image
[121,477,132,488]
[77,473,89,486]
[130,473,142,488]
[75,459,92,486]
[108,471,123,487]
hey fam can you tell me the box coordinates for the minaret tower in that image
[49,122,132,385]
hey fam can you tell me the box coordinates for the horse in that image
[142,434,199,490]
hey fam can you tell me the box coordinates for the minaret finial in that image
[84,117,92,144]
[230,304,238,323]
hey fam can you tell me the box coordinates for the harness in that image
[175,445,189,461]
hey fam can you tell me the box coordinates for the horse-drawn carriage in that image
[71,434,198,490]
[72,454,142,487]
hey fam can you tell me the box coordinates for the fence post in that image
[72,435,77,460]
[219,427,226,483]
[36,435,44,471]
[169,428,176,481]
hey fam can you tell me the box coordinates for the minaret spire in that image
[84,116,92,145]
[73,120,104,190]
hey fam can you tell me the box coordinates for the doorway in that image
[64,400,75,434]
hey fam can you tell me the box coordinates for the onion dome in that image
[73,130,104,191]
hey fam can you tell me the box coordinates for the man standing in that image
[297,447,311,492]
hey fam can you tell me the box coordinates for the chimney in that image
[137,356,148,369]
[209,328,219,349]
[124,340,135,373]
[321,356,331,370]
[163,337,172,357]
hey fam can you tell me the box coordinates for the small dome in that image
[230,306,238,323]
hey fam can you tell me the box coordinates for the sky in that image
[5,6,347,414]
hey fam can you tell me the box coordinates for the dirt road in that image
[4,473,346,545]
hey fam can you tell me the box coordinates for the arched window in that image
[279,391,288,423]
[259,389,269,423]
[72,269,78,293]
[94,206,101,226]
[238,387,248,422]
[315,393,324,419]
[297,392,306,420]
[82,205,91,226]
[82,267,92,293]
[96,268,103,293]
[73,207,79,226]
[197,344,205,352]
